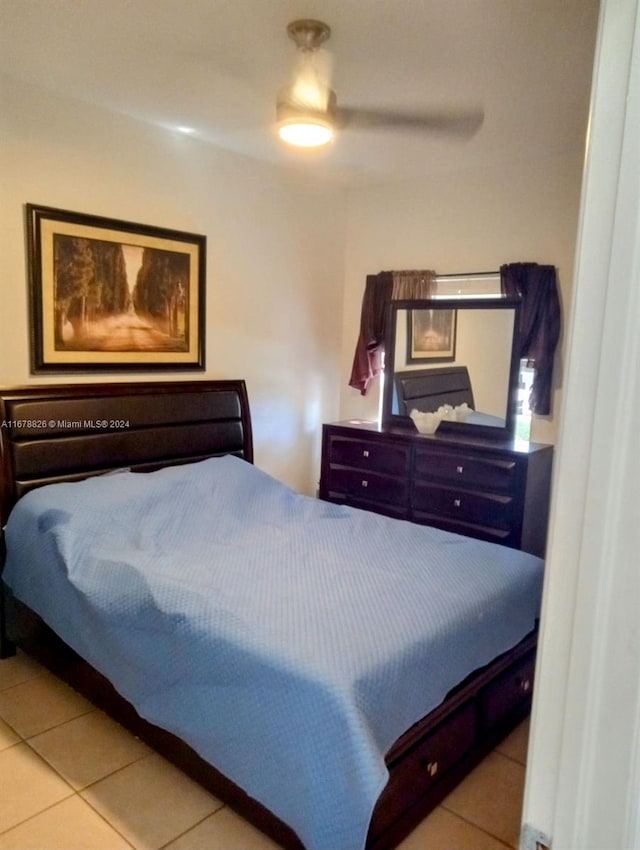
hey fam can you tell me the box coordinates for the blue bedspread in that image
[3,456,544,850]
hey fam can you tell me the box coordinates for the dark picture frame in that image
[26,204,206,373]
[407,307,457,363]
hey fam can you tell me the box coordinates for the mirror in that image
[382,297,522,439]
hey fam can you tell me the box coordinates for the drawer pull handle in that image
[517,676,531,693]
[363,449,370,458]
[456,465,464,474]
[361,479,369,488]
[454,498,462,508]
[422,759,439,777]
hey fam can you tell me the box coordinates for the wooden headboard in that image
[0,380,253,525]
[394,366,475,415]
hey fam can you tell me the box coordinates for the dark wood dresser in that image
[320,421,553,557]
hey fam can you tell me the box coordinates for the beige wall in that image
[340,152,587,444]
[0,76,347,495]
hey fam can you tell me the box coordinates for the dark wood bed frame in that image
[0,380,537,850]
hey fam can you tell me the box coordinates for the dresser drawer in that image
[412,481,515,529]
[378,700,476,835]
[327,467,409,509]
[480,650,536,731]
[328,436,410,476]
[414,446,518,493]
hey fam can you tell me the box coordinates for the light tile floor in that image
[0,651,528,850]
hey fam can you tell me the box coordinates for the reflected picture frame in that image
[26,204,206,373]
[407,307,457,363]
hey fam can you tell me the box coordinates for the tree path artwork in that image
[53,235,188,353]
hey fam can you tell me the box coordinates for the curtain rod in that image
[434,270,500,280]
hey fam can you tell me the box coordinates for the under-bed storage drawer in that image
[376,700,476,835]
[479,650,536,731]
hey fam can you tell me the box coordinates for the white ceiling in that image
[0,0,600,185]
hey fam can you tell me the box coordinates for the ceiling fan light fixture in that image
[278,116,334,147]
[276,90,336,148]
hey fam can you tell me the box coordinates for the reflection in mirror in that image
[383,298,521,439]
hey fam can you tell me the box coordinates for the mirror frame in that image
[382,296,522,440]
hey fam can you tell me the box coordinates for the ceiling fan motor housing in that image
[286,19,331,52]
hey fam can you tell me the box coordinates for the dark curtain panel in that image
[348,271,436,395]
[501,262,561,415]
[348,272,393,395]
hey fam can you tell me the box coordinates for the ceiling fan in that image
[276,19,485,148]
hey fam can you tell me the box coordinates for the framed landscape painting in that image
[26,204,206,372]
[406,307,457,363]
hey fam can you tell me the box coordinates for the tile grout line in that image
[0,674,225,850]
[495,748,528,768]
[438,804,518,850]
[0,742,76,838]
[0,726,148,847]
[0,734,141,850]
[22,731,152,787]
[0,788,138,849]
[75,789,142,850]
[154,803,229,850]
[0,703,98,742]
[0,798,73,840]
[437,749,528,850]
[0,663,50,693]
[75,757,227,850]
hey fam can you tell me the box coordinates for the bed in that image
[0,380,541,850]
[394,366,475,415]
[394,366,507,429]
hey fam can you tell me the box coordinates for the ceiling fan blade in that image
[335,106,485,137]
